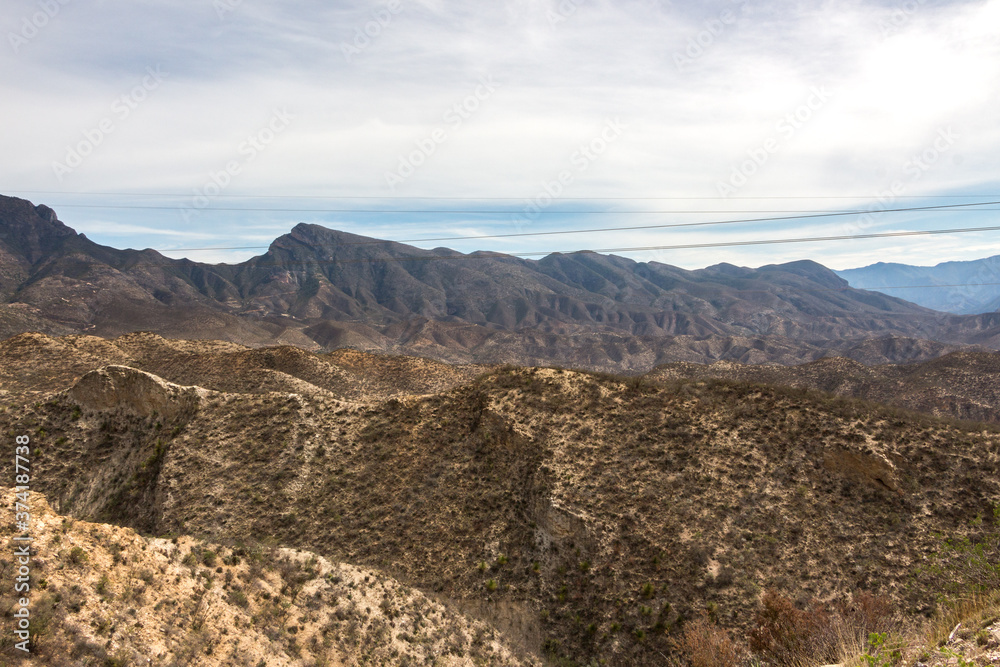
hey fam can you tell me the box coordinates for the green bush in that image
[861,632,903,667]
[228,589,249,608]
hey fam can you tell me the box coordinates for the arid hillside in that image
[0,332,489,404]
[1,334,999,665]
[652,349,1000,424]
[0,488,538,666]
[3,331,999,425]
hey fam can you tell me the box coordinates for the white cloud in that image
[0,0,997,270]
[70,221,216,238]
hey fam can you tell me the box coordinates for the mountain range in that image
[836,255,1000,315]
[3,193,1000,370]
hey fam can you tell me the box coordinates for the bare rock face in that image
[823,445,906,494]
[67,365,204,417]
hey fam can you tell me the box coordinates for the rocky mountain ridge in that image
[3,194,1000,370]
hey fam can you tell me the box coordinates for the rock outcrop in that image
[66,365,205,417]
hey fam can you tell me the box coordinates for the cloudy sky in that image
[2,0,999,270]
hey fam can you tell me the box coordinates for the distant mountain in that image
[3,193,1000,368]
[836,255,1000,314]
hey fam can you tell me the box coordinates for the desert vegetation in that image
[1,336,999,665]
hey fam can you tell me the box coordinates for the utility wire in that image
[26,203,1000,215]
[568,224,1000,257]
[110,222,1000,268]
[832,282,1000,291]
[8,190,1000,200]
[157,200,1000,252]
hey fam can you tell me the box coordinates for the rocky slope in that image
[651,349,1000,424]
[0,488,538,666]
[3,332,998,425]
[2,337,999,665]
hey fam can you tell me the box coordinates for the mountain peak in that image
[0,195,78,263]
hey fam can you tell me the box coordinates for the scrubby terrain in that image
[1,333,999,665]
[4,331,1000,424]
[652,350,1000,424]
[0,489,538,666]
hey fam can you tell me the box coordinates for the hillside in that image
[0,488,538,666]
[2,335,999,665]
[651,349,1000,424]
[0,332,489,404]
[4,194,1000,370]
[3,332,1000,425]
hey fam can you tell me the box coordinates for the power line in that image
[567,225,1000,257]
[157,200,1000,251]
[27,203,1000,215]
[126,222,1000,268]
[8,190,1000,200]
[849,282,1000,291]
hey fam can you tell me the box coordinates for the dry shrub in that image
[749,589,836,665]
[837,590,898,639]
[749,589,898,666]
[674,614,743,667]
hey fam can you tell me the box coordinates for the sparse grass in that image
[674,614,744,667]
[925,590,1000,650]
[749,589,899,667]
[4,342,1000,666]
